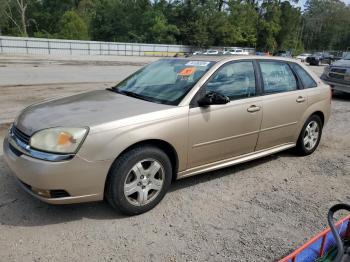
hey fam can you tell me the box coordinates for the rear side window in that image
[259,61,298,94]
[292,64,317,88]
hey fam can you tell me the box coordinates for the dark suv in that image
[321,53,350,94]
[306,52,334,66]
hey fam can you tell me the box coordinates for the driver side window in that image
[206,61,256,100]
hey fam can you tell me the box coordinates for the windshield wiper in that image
[108,88,153,102]
[123,91,155,102]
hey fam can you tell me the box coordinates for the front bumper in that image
[3,135,111,204]
[321,75,350,94]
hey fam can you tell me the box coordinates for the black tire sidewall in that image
[297,115,323,155]
[106,146,172,215]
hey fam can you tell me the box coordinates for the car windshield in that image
[112,59,215,105]
[343,53,350,60]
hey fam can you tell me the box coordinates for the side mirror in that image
[197,91,230,107]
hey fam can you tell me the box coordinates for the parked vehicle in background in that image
[321,52,350,94]
[4,56,331,215]
[223,49,249,55]
[256,51,271,56]
[192,51,202,55]
[306,52,334,66]
[296,53,312,62]
[203,50,219,55]
[274,50,292,57]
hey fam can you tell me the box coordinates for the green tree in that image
[57,10,89,40]
[171,0,211,47]
[2,0,350,52]
[228,0,259,47]
[29,0,78,37]
[257,0,281,52]
[208,11,240,46]
[303,0,350,50]
[90,0,131,42]
[276,1,302,52]
[0,0,9,35]
[1,0,35,36]
[143,10,179,44]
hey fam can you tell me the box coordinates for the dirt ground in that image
[0,56,349,261]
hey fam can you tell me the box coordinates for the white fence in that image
[0,36,192,57]
[0,36,256,57]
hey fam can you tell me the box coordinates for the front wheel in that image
[296,115,323,156]
[106,145,172,215]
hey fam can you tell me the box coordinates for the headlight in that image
[30,127,88,154]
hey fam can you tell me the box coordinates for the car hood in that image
[332,59,350,67]
[15,90,173,136]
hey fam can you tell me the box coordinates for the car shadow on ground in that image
[0,150,294,227]
[169,152,283,193]
[332,91,350,101]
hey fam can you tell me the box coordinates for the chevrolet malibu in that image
[3,56,331,215]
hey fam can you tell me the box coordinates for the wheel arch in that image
[105,139,179,190]
[311,111,325,127]
[295,109,326,144]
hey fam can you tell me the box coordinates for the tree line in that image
[0,0,349,53]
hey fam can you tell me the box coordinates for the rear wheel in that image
[106,145,172,215]
[296,115,323,156]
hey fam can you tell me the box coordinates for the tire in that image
[105,145,172,215]
[295,115,323,156]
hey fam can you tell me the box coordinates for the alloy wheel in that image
[123,158,164,206]
[303,120,320,151]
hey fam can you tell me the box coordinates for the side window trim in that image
[256,59,302,96]
[287,62,304,90]
[190,59,259,107]
[253,60,263,96]
[290,62,317,89]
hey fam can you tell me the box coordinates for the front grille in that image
[9,143,22,157]
[12,125,30,144]
[329,67,347,80]
[50,190,70,198]
[331,68,346,74]
[329,73,345,80]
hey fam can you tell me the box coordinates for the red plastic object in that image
[279,214,350,262]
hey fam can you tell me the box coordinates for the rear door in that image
[255,60,308,150]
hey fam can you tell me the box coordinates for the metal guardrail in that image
[0,36,192,57]
[0,36,256,57]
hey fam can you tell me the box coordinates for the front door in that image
[188,61,263,168]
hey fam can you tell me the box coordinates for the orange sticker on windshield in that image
[178,67,196,76]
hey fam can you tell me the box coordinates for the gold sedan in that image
[3,56,331,215]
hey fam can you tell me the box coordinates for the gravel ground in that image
[0,56,349,262]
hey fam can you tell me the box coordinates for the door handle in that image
[296,96,306,103]
[247,105,261,113]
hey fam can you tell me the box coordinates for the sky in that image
[298,0,350,8]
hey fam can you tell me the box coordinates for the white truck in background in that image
[223,48,249,55]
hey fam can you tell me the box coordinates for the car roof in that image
[179,55,299,63]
